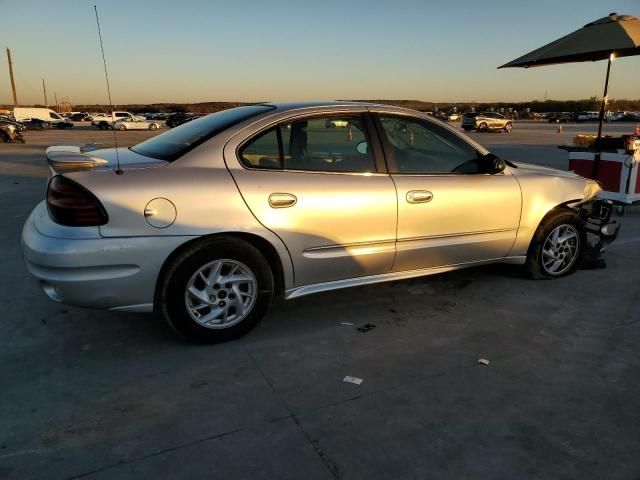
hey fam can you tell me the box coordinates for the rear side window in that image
[240,128,282,169]
[131,105,274,162]
[239,114,376,173]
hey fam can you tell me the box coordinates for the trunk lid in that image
[46,146,168,175]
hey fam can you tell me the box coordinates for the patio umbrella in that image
[499,12,640,173]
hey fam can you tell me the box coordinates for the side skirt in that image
[285,256,527,300]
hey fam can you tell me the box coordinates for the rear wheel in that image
[526,209,585,279]
[118,124,127,131]
[462,127,472,132]
[477,122,488,132]
[149,123,158,130]
[156,238,274,343]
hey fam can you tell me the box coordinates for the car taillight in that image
[46,175,108,226]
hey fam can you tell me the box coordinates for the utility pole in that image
[54,92,58,112]
[42,78,48,108]
[6,48,18,106]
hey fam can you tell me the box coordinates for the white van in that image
[13,108,73,129]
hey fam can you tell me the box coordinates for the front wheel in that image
[526,209,586,279]
[156,238,274,343]
[503,122,512,133]
[149,123,158,130]
[117,124,127,131]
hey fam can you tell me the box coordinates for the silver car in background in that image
[22,102,619,342]
[113,118,162,131]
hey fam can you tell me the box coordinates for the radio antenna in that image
[94,5,122,174]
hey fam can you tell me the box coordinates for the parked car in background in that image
[166,112,197,128]
[21,101,618,343]
[325,119,349,128]
[547,112,573,123]
[92,111,137,130]
[462,112,513,132]
[13,108,73,129]
[0,116,25,143]
[20,118,50,130]
[446,112,461,121]
[113,118,162,131]
[69,112,90,122]
[611,112,640,122]
[87,113,108,121]
[575,111,600,122]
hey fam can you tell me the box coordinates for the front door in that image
[225,112,397,287]
[374,112,521,272]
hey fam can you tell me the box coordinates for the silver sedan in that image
[22,102,619,342]
[113,118,162,131]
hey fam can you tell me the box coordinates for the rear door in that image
[373,112,521,272]
[225,110,398,287]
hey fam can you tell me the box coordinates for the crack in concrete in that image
[63,351,524,479]
[65,428,240,480]
[244,346,341,480]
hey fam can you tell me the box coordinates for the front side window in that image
[49,112,61,119]
[239,114,376,173]
[378,115,482,174]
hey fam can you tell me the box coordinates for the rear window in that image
[130,105,275,162]
[464,112,479,118]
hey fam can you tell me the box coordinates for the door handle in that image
[406,190,433,204]
[268,193,297,208]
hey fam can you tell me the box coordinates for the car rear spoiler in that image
[46,145,110,175]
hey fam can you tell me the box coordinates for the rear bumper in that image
[21,203,196,312]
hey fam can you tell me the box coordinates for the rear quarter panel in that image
[66,136,294,288]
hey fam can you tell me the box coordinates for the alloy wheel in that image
[541,224,580,275]
[184,259,257,329]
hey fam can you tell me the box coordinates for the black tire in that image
[117,124,127,131]
[503,122,512,133]
[526,208,586,279]
[478,122,488,132]
[149,123,158,130]
[462,127,472,132]
[0,131,8,143]
[156,238,274,343]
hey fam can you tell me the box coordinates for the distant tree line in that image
[2,98,638,114]
[359,97,640,113]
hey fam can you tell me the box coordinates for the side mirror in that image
[482,153,506,174]
[356,141,368,155]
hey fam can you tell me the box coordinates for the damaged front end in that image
[577,197,620,268]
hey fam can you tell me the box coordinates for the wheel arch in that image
[524,202,582,256]
[510,198,583,256]
[154,232,287,306]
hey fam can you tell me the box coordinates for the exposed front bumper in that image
[579,199,620,253]
[21,203,196,312]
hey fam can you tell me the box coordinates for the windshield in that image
[130,105,275,161]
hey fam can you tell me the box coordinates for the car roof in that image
[263,100,390,112]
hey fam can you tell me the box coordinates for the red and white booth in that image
[568,137,640,205]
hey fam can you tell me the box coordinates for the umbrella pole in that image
[592,54,612,178]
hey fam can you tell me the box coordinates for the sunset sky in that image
[1,0,638,105]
